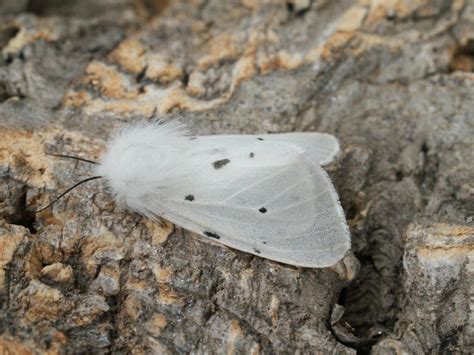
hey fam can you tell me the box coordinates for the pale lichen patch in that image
[227,320,244,355]
[40,262,74,284]
[145,218,174,245]
[0,225,27,292]
[108,38,147,74]
[146,313,168,336]
[152,265,172,284]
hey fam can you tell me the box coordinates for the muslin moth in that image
[40,120,351,267]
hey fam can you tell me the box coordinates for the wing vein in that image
[165,201,315,223]
[266,226,340,243]
[223,166,290,203]
[263,179,306,206]
[266,188,331,214]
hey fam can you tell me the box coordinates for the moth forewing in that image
[96,120,351,267]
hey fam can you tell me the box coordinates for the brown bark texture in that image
[0,0,473,354]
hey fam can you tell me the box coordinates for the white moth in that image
[94,120,350,267]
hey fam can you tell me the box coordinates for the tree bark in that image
[0,0,473,353]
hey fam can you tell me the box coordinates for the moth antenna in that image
[35,176,102,213]
[45,152,99,165]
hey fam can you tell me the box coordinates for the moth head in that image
[95,120,187,211]
[95,130,156,209]
[34,142,153,213]
[35,120,187,214]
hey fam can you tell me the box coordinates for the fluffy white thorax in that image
[95,120,190,213]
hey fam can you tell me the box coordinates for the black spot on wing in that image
[259,207,267,213]
[212,158,230,169]
[185,195,195,201]
[257,138,264,141]
[249,152,255,158]
[204,231,221,239]
[253,248,261,254]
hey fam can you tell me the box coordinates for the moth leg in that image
[156,216,166,228]
[147,211,167,228]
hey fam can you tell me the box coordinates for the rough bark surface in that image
[0,0,473,354]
